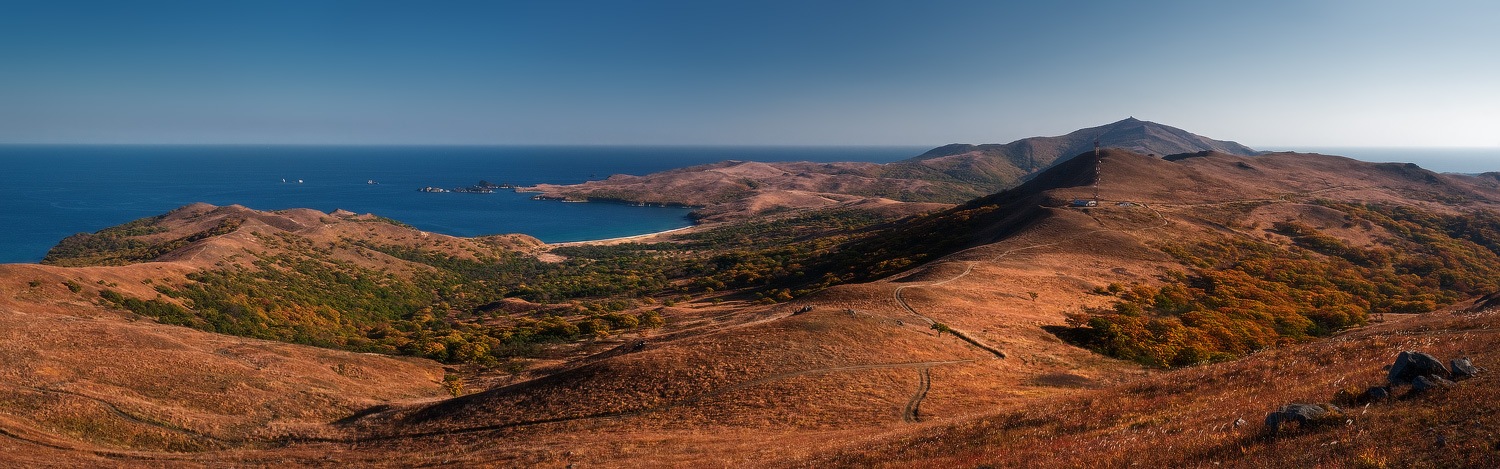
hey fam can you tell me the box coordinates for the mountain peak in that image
[909,119,1260,167]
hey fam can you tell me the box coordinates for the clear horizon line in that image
[0,142,941,148]
[1258,145,1500,149]
[3,142,1498,150]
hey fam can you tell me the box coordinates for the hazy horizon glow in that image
[2,1,1497,147]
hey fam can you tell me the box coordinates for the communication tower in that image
[1094,159,1101,202]
[1093,139,1101,202]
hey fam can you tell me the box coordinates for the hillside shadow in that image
[1041,324,1094,349]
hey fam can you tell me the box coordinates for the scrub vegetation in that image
[1063,202,1500,367]
[88,208,895,368]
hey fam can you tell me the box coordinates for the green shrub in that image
[1064,204,1500,367]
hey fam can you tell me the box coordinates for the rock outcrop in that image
[1361,386,1390,403]
[1264,403,1339,432]
[1388,351,1449,384]
[1451,357,1482,380]
[1411,375,1455,394]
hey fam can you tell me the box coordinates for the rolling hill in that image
[908,117,1261,167]
[517,118,1262,221]
[6,143,1500,466]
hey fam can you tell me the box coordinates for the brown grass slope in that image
[309,147,1500,466]
[0,262,447,462]
[799,303,1500,468]
[307,149,1419,462]
[358,306,988,433]
[867,148,1500,265]
[519,159,964,221]
[766,149,1500,467]
[10,147,1500,466]
[43,202,544,273]
[518,119,1263,221]
[0,203,559,464]
[215,150,1500,463]
[908,117,1259,179]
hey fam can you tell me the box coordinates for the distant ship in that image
[368,180,379,185]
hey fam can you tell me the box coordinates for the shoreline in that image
[548,225,695,247]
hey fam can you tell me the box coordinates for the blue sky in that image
[0,0,1496,147]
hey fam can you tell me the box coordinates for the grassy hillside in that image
[1063,203,1500,367]
[43,203,912,370]
[16,147,1500,466]
[802,303,1500,468]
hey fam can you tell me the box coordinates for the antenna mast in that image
[1093,139,1101,203]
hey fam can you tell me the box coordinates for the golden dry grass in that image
[7,151,1500,467]
[798,305,1500,468]
[0,267,447,458]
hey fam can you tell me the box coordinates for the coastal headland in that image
[5,121,1500,467]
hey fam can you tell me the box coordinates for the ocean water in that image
[0,145,924,264]
[1271,147,1500,174]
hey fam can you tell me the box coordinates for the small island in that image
[418,180,514,194]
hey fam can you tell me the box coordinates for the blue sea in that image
[6,145,1495,264]
[1273,147,1500,174]
[0,145,924,264]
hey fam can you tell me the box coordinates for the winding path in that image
[901,367,931,423]
[1,358,979,453]
[0,383,229,445]
[886,202,1172,419]
[0,184,1382,463]
[883,185,1348,421]
[330,189,1335,436]
[311,358,979,443]
[890,204,1168,359]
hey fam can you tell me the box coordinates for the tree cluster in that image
[1066,203,1500,367]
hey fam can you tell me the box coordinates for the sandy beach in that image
[548,225,696,247]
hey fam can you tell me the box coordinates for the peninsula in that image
[4,121,1497,467]
[517,118,1259,221]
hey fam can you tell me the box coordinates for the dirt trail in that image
[282,359,980,445]
[0,413,203,463]
[901,367,931,423]
[883,184,1354,424]
[883,202,1173,421]
[890,203,1168,359]
[25,384,226,445]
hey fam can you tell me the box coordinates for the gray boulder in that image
[1264,403,1335,432]
[1411,375,1455,393]
[1361,386,1390,403]
[1451,357,1481,380]
[1388,351,1448,384]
